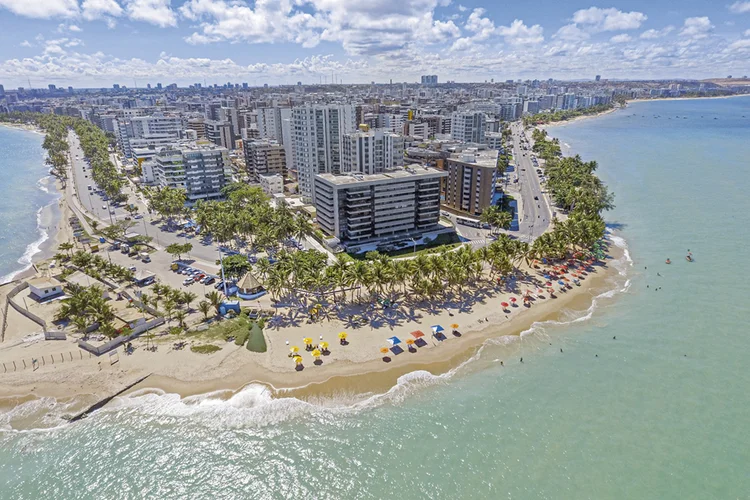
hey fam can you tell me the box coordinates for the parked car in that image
[214,280,225,290]
[134,214,143,219]
[182,277,194,286]
[203,277,215,285]
[128,265,136,272]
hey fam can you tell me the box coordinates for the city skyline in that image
[0,1,750,87]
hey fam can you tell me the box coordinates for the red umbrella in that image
[523,295,530,301]
[510,297,517,303]
[546,282,552,287]
[501,302,509,308]
[537,288,545,294]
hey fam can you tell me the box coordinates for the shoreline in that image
[0,237,629,423]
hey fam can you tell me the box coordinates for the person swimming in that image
[665,258,671,264]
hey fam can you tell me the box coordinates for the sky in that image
[0,0,749,88]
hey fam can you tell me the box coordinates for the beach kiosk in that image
[236,272,266,300]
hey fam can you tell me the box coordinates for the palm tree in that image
[72,316,89,336]
[163,298,176,321]
[173,310,187,330]
[58,241,74,257]
[181,291,197,312]
[206,290,223,316]
[198,300,212,321]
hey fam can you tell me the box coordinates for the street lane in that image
[511,122,551,243]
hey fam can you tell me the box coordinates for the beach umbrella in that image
[431,325,444,333]
[563,277,570,282]
[380,347,390,354]
[558,280,565,285]
[450,323,459,329]
[303,337,313,345]
[537,288,545,294]
[546,282,552,287]
[410,330,425,339]
[338,332,348,339]
[290,346,299,354]
[294,355,303,365]
[320,341,329,350]
[311,349,321,358]
[406,339,415,346]
[501,302,509,308]
[509,297,517,304]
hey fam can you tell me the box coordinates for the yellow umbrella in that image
[405,339,415,346]
[450,323,459,329]
[380,347,389,354]
[290,346,299,354]
[311,349,321,357]
[303,337,313,345]
[338,332,348,339]
[320,341,329,350]
[293,355,303,364]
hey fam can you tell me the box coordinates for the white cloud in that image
[640,26,675,39]
[728,1,750,14]
[745,29,750,36]
[20,40,33,47]
[58,23,83,33]
[610,34,632,43]
[181,0,459,55]
[81,0,124,20]
[125,0,177,28]
[0,0,78,18]
[572,7,647,32]
[554,24,589,41]
[497,19,544,45]
[457,4,466,12]
[727,39,750,51]
[464,8,495,41]
[680,17,714,39]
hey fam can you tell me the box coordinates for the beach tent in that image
[387,336,401,346]
[431,325,444,334]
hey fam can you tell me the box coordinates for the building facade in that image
[292,104,356,202]
[341,128,404,175]
[450,112,486,144]
[115,113,184,158]
[205,120,233,150]
[442,148,499,217]
[314,166,447,244]
[244,139,286,181]
[154,142,232,203]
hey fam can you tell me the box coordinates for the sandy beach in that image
[0,236,625,419]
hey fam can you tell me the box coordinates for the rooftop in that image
[316,165,446,186]
[448,147,499,168]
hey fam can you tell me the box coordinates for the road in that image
[509,122,552,243]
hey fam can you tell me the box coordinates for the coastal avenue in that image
[67,132,223,266]
[510,122,552,242]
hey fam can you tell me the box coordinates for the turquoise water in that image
[2,98,750,498]
[0,125,58,283]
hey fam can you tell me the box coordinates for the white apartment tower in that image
[450,112,486,144]
[341,129,404,175]
[153,142,232,203]
[292,104,356,202]
[115,113,184,158]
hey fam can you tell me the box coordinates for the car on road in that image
[134,214,143,219]
[182,277,194,286]
[102,205,107,210]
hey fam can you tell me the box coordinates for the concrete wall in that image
[77,317,165,356]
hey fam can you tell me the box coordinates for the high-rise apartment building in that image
[450,112,486,144]
[314,166,447,244]
[205,120,233,150]
[420,75,438,86]
[153,142,232,203]
[244,140,286,181]
[115,113,184,158]
[292,104,356,202]
[442,148,499,217]
[341,128,404,175]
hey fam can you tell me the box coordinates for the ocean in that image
[2,97,750,499]
[0,125,60,284]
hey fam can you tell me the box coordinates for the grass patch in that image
[190,344,221,354]
[347,232,461,259]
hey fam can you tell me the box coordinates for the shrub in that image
[191,344,221,354]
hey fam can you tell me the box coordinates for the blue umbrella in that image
[558,280,565,285]
[387,336,401,346]
[431,325,444,333]
[544,274,550,279]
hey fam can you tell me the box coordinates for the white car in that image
[102,205,107,210]
[182,277,194,286]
